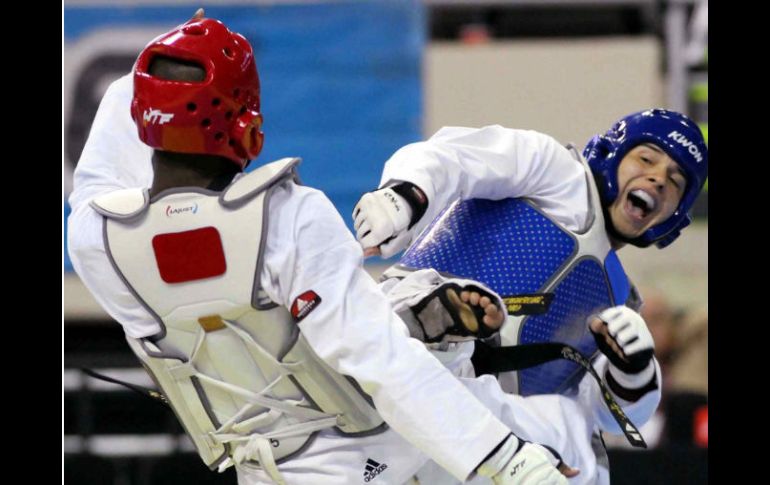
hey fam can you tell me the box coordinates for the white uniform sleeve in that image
[380,125,590,235]
[67,73,160,339]
[459,374,608,485]
[578,354,662,434]
[260,184,512,481]
[68,74,153,211]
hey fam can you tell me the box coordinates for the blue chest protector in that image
[396,156,632,396]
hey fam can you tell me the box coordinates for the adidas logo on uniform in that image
[290,290,322,322]
[363,458,387,482]
[296,297,310,313]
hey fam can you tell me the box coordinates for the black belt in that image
[472,341,647,448]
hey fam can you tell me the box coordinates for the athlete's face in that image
[608,144,687,239]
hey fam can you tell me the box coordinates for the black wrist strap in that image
[390,182,428,229]
[605,367,659,402]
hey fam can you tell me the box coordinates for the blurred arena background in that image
[63,1,708,483]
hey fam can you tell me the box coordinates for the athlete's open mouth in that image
[627,189,655,219]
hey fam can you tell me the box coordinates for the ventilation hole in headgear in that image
[228,139,236,147]
[212,98,221,107]
[215,132,225,142]
[240,106,247,115]
[187,102,197,112]
[201,119,211,128]
[223,47,234,59]
[182,25,206,36]
[225,111,233,120]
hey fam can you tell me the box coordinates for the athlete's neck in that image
[150,150,239,197]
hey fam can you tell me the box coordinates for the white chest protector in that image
[91,158,384,480]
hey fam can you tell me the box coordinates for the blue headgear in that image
[583,109,708,248]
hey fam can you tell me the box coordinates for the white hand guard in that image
[352,187,413,258]
[477,436,568,485]
[593,306,656,383]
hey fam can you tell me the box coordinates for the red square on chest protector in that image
[152,227,226,284]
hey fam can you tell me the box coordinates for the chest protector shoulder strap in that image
[92,158,384,479]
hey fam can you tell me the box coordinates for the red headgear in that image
[131,18,264,168]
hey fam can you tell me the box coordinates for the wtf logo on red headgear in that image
[143,108,174,125]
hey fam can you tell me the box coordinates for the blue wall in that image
[63,1,425,271]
